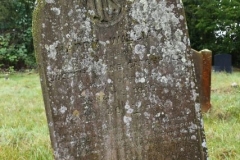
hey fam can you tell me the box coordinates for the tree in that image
[183,0,240,66]
[0,0,35,70]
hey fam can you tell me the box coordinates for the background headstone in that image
[33,0,208,159]
[192,49,212,112]
[214,54,232,73]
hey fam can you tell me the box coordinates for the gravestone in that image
[192,49,212,112]
[33,0,208,159]
[214,54,232,73]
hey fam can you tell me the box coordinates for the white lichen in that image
[188,122,197,133]
[144,112,150,119]
[134,44,146,60]
[45,41,59,60]
[202,140,207,148]
[45,0,55,3]
[125,101,134,114]
[59,106,67,114]
[135,72,146,83]
[136,101,142,108]
[51,7,61,15]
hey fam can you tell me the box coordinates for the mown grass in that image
[0,72,53,160]
[204,72,240,160]
[0,71,240,159]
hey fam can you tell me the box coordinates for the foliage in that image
[0,0,36,70]
[1,0,240,69]
[183,0,240,67]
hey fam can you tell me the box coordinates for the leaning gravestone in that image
[214,54,232,73]
[33,0,208,159]
[192,49,212,112]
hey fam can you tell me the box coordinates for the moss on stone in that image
[32,0,45,63]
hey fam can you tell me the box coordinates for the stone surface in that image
[33,0,208,159]
[214,54,232,73]
[192,49,212,112]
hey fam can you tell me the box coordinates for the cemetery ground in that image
[0,71,239,160]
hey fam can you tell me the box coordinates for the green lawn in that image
[0,72,53,160]
[205,72,240,160]
[0,71,239,159]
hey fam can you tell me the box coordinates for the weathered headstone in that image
[33,0,208,159]
[192,49,212,112]
[214,54,232,73]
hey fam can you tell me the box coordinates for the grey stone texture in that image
[33,0,208,159]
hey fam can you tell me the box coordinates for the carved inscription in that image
[87,0,124,27]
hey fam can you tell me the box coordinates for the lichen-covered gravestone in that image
[33,0,208,159]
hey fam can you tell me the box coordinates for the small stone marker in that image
[33,0,208,159]
[192,49,212,112]
[214,54,232,73]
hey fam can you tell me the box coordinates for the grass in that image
[0,72,53,160]
[204,72,240,160]
[0,71,240,159]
